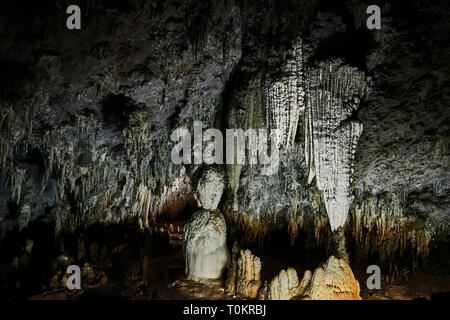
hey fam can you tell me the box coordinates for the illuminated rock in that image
[305,60,367,231]
[196,168,225,210]
[236,249,261,298]
[268,267,301,300]
[265,38,304,148]
[183,209,229,281]
[302,255,362,300]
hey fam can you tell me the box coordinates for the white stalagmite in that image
[268,268,301,300]
[183,209,229,281]
[305,60,367,231]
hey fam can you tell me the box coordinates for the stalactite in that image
[265,38,304,148]
[8,166,26,204]
[349,190,437,264]
[304,59,367,231]
[123,110,149,157]
[225,208,280,247]
[133,166,193,229]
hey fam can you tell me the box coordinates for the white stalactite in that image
[265,38,305,148]
[304,60,366,231]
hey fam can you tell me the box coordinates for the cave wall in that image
[0,0,449,266]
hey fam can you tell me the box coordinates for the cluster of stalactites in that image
[304,60,367,231]
[265,38,305,148]
[134,166,193,230]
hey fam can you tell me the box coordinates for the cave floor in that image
[360,274,450,300]
[27,239,450,301]
[29,247,232,300]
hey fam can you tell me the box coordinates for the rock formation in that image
[183,167,229,281]
[196,168,225,210]
[236,249,262,299]
[304,60,367,231]
[301,255,361,300]
[225,241,240,295]
[182,209,229,281]
[0,0,448,300]
[267,267,301,300]
[258,256,360,300]
[265,38,305,148]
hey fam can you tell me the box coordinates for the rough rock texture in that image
[298,270,313,296]
[305,60,367,231]
[236,249,261,299]
[331,227,349,263]
[196,168,225,210]
[225,241,240,295]
[301,255,361,300]
[268,267,301,300]
[0,0,448,274]
[182,209,229,281]
[0,0,242,237]
[265,38,304,148]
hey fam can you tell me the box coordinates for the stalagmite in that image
[301,255,361,300]
[182,166,229,281]
[268,268,301,300]
[236,249,262,299]
[304,60,367,231]
[182,209,229,281]
[225,241,240,295]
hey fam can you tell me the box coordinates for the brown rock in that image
[302,255,361,300]
[225,241,240,295]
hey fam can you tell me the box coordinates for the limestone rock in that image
[302,255,361,300]
[225,241,240,295]
[236,249,261,298]
[265,38,305,148]
[258,281,270,300]
[182,209,229,281]
[305,60,367,231]
[298,270,312,296]
[269,267,301,300]
[196,168,225,210]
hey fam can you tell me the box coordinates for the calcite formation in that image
[196,168,225,210]
[304,60,367,231]
[0,1,449,297]
[268,268,301,300]
[182,209,229,281]
[134,166,193,229]
[225,241,240,295]
[236,249,262,299]
[301,255,362,300]
[265,38,305,148]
